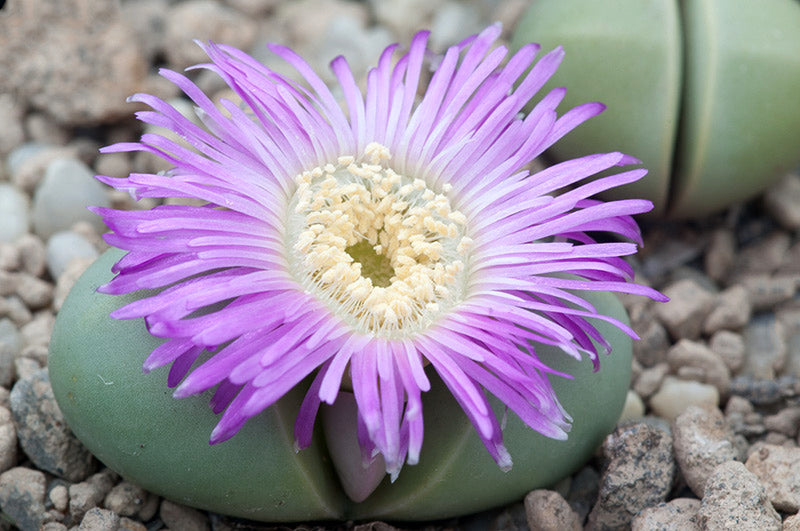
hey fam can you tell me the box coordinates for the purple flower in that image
[92,24,665,480]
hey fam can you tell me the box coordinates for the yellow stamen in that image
[286,143,471,338]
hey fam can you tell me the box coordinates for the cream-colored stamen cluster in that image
[287,142,472,337]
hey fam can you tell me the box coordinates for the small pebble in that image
[618,390,645,423]
[49,483,69,513]
[16,233,47,278]
[649,377,720,421]
[763,406,800,438]
[763,173,800,230]
[704,228,736,283]
[0,94,25,157]
[632,319,670,368]
[630,498,701,531]
[744,443,800,513]
[698,461,781,531]
[732,231,791,278]
[785,513,800,531]
[69,469,118,523]
[654,278,715,340]
[9,368,95,482]
[119,516,148,531]
[0,406,18,474]
[587,423,674,530]
[31,158,110,240]
[0,466,48,531]
[46,231,99,280]
[524,489,581,531]
[14,273,53,310]
[634,362,669,399]
[742,314,787,379]
[0,184,30,244]
[79,507,120,531]
[666,339,730,398]
[104,481,148,517]
[708,330,746,373]
[672,405,741,497]
[160,499,211,531]
[703,284,751,333]
[740,274,797,311]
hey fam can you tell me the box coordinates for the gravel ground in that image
[1,0,800,530]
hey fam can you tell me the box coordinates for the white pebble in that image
[0,185,30,243]
[31,158,109,240]
[46,231,99,280]
[618,390,646,424]
[649,376,720,421]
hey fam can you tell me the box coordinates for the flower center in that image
[286,143,472,338]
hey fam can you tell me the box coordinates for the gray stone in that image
[0,0,148,125]
[18,311,54,350]
[119,516,149,531]
[740,274,797,311]
[46,231,99,280]
[0,467,48,531]
[524,489,581,531]
[566,466,599,522]
[744,443,800,513]
[53,257,94,312]
[779,241,800,275]
[0,244,19,271]
[14,273,53,310]
[587,423,674,530]
[0,319,20,389]
[764,173,800,230]
[0,406,18,475]
[704,228,736,283]
[733,231,791,277]
[709,330,746,373]
[632,319,670,368]
[49,484,69,513]
[654,278,715,340]
[0,184,30,244]
[9,369,94,482]
[742,314,787,379]
[31,158,110,240]
[704,284,751,333]
[160,499,211,531]
[634,362,669,399]
[698,461,781,530]
[16,233,47,278]
[785,513,800,531]
[0,296,33,328]
[8,143,78,194]
[79,507,120,531]
[69,469,118,523]
[666,339,731,398]
[0,94,25,157]
[103,481,148,518]
[672,405,741,497]
[763,407,800,437]
[631,498,701,531]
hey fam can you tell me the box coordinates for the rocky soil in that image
[1,0,799,530]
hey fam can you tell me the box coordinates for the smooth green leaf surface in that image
[512,0,681,216]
